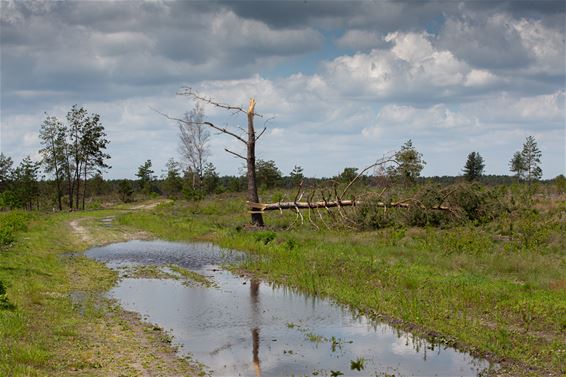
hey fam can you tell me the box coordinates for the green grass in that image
[0,191,563,375]
[115,194,566,375]
[0,209,198,376]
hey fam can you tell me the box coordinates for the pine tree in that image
[389,139,426,184]
[462,151,485,181]
[510,136,542,182]
[136,160,155,193]
[521,136,542,182]
[289,165,304,186]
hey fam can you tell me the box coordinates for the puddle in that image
[87,240,492,377]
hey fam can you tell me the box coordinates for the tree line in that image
[0,99,554,212]
[1,105,110,210]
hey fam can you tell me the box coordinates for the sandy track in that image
[69,218,93,243]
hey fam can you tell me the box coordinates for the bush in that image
[0,211,30,246]
[356,193,395,229]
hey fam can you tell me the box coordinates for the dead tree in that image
[162,88,266,227]
[249,158,453,228]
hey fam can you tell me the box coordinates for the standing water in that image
[86,240,491,377]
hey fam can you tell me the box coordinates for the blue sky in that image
[1,1,564,179]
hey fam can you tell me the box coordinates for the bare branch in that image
[177,87,264,118]
[177,87,247,114]
[152,107,248,145]
[341,157,397,199]
[255,127,267,142]
[225,148,248,161]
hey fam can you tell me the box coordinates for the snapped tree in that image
[163,88,267,227]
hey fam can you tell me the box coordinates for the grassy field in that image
[114,191,565,376]
[0,189,564,376]
[0,207,200,376]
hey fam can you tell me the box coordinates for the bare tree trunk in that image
[75,163,81,209]
[65,149,73,209]
[246,99,264,227]
[82,162,87,210]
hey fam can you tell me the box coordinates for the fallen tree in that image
[248,158,452,214]
[248,199,450,213]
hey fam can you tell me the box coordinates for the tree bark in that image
[248,200,450,212]
[82,161,87,210]
[246,99,264,226]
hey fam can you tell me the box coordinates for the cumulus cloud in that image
[1,0,564,178]
[323,31,499,102]
[438,12,565,76]
[362,104,479,139]
[462,91,565,125]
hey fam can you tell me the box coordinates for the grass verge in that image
[0,209,199,376]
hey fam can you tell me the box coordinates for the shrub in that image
[448,183,506,223]
[0,211,30,246]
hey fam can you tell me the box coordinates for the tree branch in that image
[225,148,248,161]
[177,87,263,117]
[152,107,248,145]
[341,157,397,199]
[255,127,267,142]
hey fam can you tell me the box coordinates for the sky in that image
[1,0,565,179]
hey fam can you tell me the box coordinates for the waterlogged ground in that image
[87,240,492,377]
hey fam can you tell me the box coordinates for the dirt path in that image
[69,218,93,243]
[62,203,200,376]
[129,199,172,210]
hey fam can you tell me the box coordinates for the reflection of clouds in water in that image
[99,240,490,377]
[391,335,420,356]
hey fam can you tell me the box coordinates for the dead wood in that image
[248,200,450,212]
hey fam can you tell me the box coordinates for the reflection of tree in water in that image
[250,279,261,377]
[252,327,260,377]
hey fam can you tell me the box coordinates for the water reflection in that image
[250,280,261,377]
[87,240,492,376]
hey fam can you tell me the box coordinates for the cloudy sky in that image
[1,0,564,179]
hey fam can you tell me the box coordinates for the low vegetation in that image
[0,129,564,375]
[0,209,200,376]
[113,183,565,376]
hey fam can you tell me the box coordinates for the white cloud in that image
[363,104,479,139]
[513,18,566,75]
[1,2,564,179]
[462,91,565,125]
[323,31,499,101]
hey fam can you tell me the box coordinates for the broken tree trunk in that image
[168,89,266,227]
[248,200,449,213]
[246,99,264,226]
